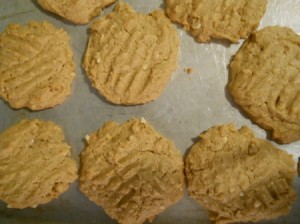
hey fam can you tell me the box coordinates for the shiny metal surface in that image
[0,0,299,223]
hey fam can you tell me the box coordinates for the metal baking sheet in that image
[0,0,299,223]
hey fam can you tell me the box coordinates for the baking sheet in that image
[0,0,300,223]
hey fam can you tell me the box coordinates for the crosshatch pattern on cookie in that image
[37,0,117,24]
[165,0,267,42]
[83,2,180,105]
[229,26,300,143]
[0,119,78,209]
[185,124,296,224]
[80,118,184,224]
[0,21,75,110]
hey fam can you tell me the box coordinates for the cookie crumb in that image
[254,201,262,208]
[184,68,193,74]
[191,19,201,30]
[140,117,147,124]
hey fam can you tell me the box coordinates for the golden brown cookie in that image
[83,2,180,105]
[165,0,267,43]
[79,118,184,224]
[0,21,75,110]
[0,119,78,209]
[185,124,296,224]
[37,0,116,24]
[229,26,300,144]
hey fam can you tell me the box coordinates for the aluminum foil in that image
[0,0,299,223]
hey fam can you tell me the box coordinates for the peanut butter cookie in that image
[37,0,116,24]
[0,119,78,209]
[185,124,296,224]
[165,0,267,43]
[229,26,300,143]
[83,2,179,105]
[80,118,184,224]
[0,21,75,110]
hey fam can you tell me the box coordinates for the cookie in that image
[229,26,300,144]
[83,2,179,105]
[165,0,267,43]
[185,124,296,224]
[37,0,116,24]
[79,118,184,224]
[0,21,75,110]
[0,119,78,209]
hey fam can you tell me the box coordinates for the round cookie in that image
[83,2,179,105]
[229,26,300,143]
[0,119,78,209]
[79,118,184,224]
[185,124,296,224]
[165,0,267,43]
[0,21,75,110]
[37,0,117,24]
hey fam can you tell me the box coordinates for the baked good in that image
[83,2,179,105]
[229,26,300,143]
[37,0,116,24]
[185,124,296,224]
[0,119,78,209]
[165,0,267,43]
[0,21,75,110]
[79,118,184,224]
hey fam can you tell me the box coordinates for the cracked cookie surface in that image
[37,0,116,24]
[0,21,75,110]
[185,124,296,224]
[79,118,184,224]
[83,2,179,105]
[165,0,267,43]
[229,26,300,143]
[0,119,78,209]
